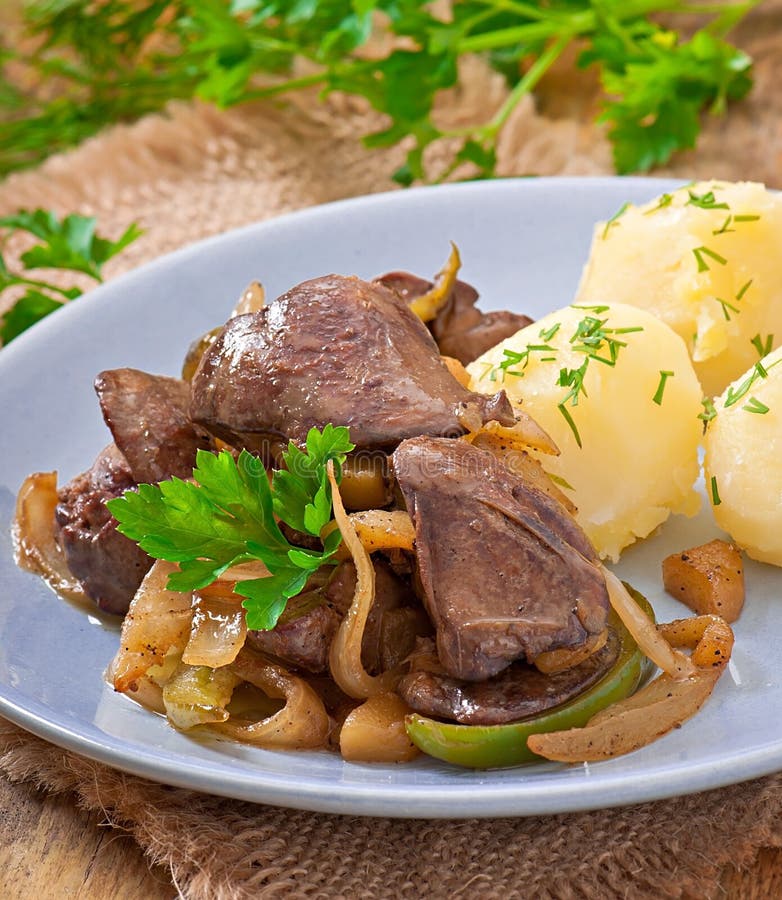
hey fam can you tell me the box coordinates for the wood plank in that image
[0,774,174,899]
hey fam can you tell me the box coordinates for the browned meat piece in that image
[325,559,432,674]
[190,275,514,451]
[246,595,341,674]
[399,630,620,725]
[95,368,212,484]
[248,559,429,675]
[55,444,152,615]
[375,270,532,365]
[392,437,609,682]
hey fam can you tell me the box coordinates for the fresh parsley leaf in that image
[598,29,752,174]
[0,210,141,280]
[0,209,141,345]
[0,289,64,344]
[0,2,758,181]
[108,426,355,631]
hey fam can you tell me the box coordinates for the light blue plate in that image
[1,177,779,818]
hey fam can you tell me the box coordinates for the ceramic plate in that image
[1,177,779,818]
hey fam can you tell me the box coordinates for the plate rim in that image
[4,174,778,819]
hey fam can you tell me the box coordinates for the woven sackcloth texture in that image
[1,6,782,897]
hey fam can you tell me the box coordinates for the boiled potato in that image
[468,303,702,561]
[577,181,782,398]
[704,345,782,566]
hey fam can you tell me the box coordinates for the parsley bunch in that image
[0,209,141,344]
[1,1,758,182]
[108,425,355,630]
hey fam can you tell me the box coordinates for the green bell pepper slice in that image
[405,589,653,769]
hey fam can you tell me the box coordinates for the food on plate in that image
[467,302,702,561]
[527,613,733,762]
[374,244,532,365]
[662,539,745,623]
[576,180,782,398]
[703,345,782,566]
[13,245,734,770]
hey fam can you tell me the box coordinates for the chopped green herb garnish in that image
[712,216,736,236]
[602,202,631,239]
[492,310,643,448]
[546,472,576,492]
[653,370,674,406]
[692,245,728,273]
[539,323,561,342]
[751,333,773,359]
[686,190,729,210]
[724,361,770,408]
[736,279,753,301]
[710,475,722,506]
[733,214,760,223]
[108,425,354,631]
[698,397,717,423]
[644,193,674,215]
[557,398,584,449]
[493,344,557,382]
[571,304,611,314]
[716,297,740,321]
[743,397,769,415]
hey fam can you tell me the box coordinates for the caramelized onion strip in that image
[658,615,734,671]
[13,471,85,604]
[462,411,559,457]
[182,588,248,668]
[111,560,194,693]
[231,281,266,317]
[327,464,400,699]
[216,648,329,749]
[602,567,695,680]
[533,629,608,675]
[442,355,471,387]
[527,668,721,762]
[408,242,460,322]
[348,509,415,552]
[527,612,733,762]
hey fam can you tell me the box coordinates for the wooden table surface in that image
[0,760,780,898]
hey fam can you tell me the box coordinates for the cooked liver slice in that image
[392,437,609,682]
[190,274,514,450]
[95,368,211,484]
[375,270,532,364]
[247,559,429,675]
[55,444,152,615]
[399,629,620,725]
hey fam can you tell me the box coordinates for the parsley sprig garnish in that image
[0,2,758,182]
[0,209,141,344]
[107,425,355,631]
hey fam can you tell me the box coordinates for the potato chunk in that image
[662,540,745,623]
[577,180,782,397]
[703,345,782,566]
[468,303,702,561]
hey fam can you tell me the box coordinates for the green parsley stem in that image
[239,71,332,102]
[457,0,684,53]
[5,275,83,296]
[487,35,572,137]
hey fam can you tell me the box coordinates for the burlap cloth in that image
[2,7,782,897]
